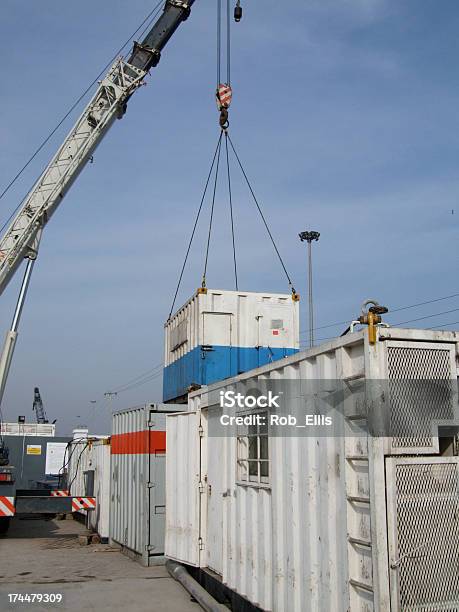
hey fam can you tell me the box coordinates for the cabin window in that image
[236,411,270,486]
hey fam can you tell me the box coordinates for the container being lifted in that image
[163,288,300,403]
[165,326,459,612]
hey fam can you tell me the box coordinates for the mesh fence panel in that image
[394,461,459,611]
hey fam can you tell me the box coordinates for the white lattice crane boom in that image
[0,1,196,418]
[0,0,195,296]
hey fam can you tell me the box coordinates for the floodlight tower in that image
[299,231,320,348]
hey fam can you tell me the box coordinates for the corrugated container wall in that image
[163,289,300,402]
[68,434,111,540]
[165,327,459,612]
[110,403,181,566]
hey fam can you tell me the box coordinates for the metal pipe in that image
[349,320,361,333]
[349,319,389,334]
[11,258,35,332]
[307,241,312,347]
[0,256,38,409]
[166,560,228,612]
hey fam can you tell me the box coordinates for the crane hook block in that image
[234,1,242,22]
[216,84,232,110]
[216,84,232,130]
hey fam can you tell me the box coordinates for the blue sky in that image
[1,0,458,434]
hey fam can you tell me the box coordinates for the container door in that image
[165,412,202,567]
[148,412,167,556]
[261,305,290,348]
[205,432,224,575]
[202,312,233,384]
[149,453,166,554]
[386,456,459,611]
[256,305,292,367]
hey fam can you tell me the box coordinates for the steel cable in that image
[107,363,163,394]
[108,365,164,395]
[67,441,90,496]
[225,133,238,289]
[57,436,89,488]
[226,133,296,293]
[217,0,222,86]
[226,0,231,85]
[109,364,163,395]
[392,306,459,327]
[202,135,223,286]
[168,131,224,319]
[299,291,459,335]
[429,320,459,330]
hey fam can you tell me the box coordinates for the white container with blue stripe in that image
[163,288,300,402]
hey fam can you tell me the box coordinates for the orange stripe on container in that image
[111,430,166,455]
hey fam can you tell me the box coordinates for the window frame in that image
[236,409,271,489]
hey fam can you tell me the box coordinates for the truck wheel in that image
[0,517,11,534]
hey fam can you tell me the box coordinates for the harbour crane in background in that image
[0,0,201,425]
[32,387,48,424]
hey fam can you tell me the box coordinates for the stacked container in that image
[163,288,300,402]
[110,403,181,566]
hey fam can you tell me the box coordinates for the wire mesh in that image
[387,346,455,450]
[393,460,459,611]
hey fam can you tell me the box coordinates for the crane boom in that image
[0,0,195,296]
[33,387,47,424]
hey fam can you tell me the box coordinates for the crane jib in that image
[129,0,197,71]
[0,0,197,297]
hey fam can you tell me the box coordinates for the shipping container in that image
[110,402,181,566]
[68,432,111,540]
[163,288,300,402]
[166,327,459,611]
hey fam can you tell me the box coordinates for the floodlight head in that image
[299,230,320,243]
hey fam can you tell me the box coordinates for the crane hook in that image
[234,1,242,22]
[219,108,229,130]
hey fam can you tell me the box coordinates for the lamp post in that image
[299,231,320,348]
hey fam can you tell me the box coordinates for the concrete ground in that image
[0,516,200,612]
